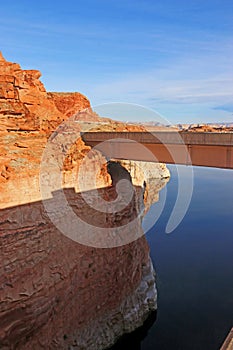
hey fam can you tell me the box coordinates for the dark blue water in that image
[142,165,233,350]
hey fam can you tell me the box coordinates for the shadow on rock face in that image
[107,161,132,187]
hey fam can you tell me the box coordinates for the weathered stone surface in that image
[0,54,146,207]
[113,160,170,212]
[0,53,92,206]
[0,53,170,349]
[0,158,168,349]
[0,52,90,133]
[48,92,91,118]
[0,181,162,349]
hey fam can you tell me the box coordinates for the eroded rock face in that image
[0,53,91,207]
[48,92,93,119]
[0,168,168,349]
[0,53,170,349]
[0,187,150,349]
[113,160,170,212]
[0,52,90,133]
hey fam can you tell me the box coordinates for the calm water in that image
[112,165,233,350]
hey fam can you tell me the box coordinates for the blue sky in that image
[1,0,233,124]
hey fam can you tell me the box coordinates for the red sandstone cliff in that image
[0,52,145,207]
[0,51,90,202]
[0,51,90,133]
[0,53,169,349]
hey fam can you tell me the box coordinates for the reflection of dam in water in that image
[0,160,169,349]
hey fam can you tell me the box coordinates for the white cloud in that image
[88,39,233,109]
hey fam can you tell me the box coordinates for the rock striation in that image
[0,53,170,349]
[0,186,152,349]
[0,169,168,350]
[0,51,90,133]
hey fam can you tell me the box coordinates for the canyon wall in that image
[0,51,90,133]
[0,163,169,349]
[0,51,92,207]
[0,53,170,349]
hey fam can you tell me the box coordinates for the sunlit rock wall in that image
[0,159,169,350]
[0,53,170,349]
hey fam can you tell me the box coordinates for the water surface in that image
[142,165,233,349]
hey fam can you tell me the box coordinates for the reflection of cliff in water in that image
[0,160,169,349]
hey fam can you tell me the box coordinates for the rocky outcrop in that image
[0,53,170,349]
[0,51,52,132]
[0,52,91,207]
[177,123,233,132]
[0,53,145,207]
[0,52,90,134]
[0,168,168,349]
[48,92,94,119]
[112,160,170,212]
